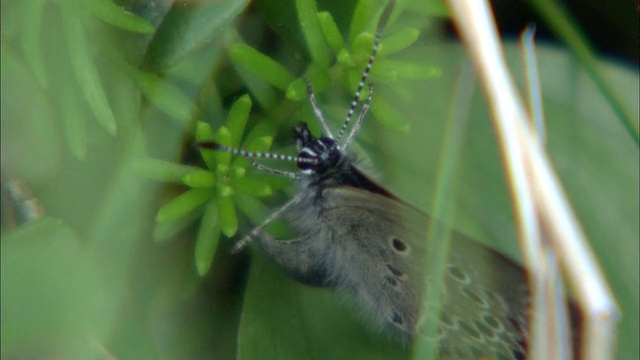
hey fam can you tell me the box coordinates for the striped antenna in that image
[198,141,318,166]
[334,0,395,148]
[334,29,382,145]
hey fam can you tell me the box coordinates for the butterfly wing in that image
[257,186,531,358]
[318,187,429,336]
[320,187,530,358]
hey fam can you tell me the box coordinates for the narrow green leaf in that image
[240,121,277,150]
[197,121,219,170]
[245,136,273,153]
[134,158,201,183]
[234,178,273,197]
[156,188,214,222]
[133,70,196,127]
[317,11,344,54]
[153,209,203,242]
[20,0,48,88]
[371,97,411,133]
[143,0,250,71]
[227,94,252,147]
[213,127,232,165]
[218,195,238,237]
[375,60,441,81]
[60,83,87,160]
[216,183,234,197]
[230,164,247,180]
[182,169,216,188]
[62,14,117,135]
[229,44,296,91]
[195,200,221,276]
[337,48,355,67]
[85,0,155,34]
[381,28,420,56]
[349,0,373,45]
[196,121,215,141]
[296,0,329,70]
[352,32,375,66]
[235,65,278,110]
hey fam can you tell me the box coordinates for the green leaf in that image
[317,11,345,54]
[227,95,253,147]
[381,28,420,56]
[245,136,273,153]
[235,65,279,110]
[182,169,216,188]
[19,0,48,88]
[218,195,238,237]
[62,13,117,135]
[143,0,250,71]
[1,43,61,181]
[234,178,273,197]
[195,200,221,276]
[213,127,233,165]
[60,82,87,160]
[216,181,234,197]
[296,0,329,70]
[153,209,203,243]
[374,60,441,81]
[196,121,219,170]
[351,32,376,65]
[84,0,155,34]
[132,70,196,128]
[241,121,278,150]
[349,0,374,45]
[229,44,296,91]
[156,188,214,222]
[371,96,411,133]
[337,48,355,67]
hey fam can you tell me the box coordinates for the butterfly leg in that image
[232,193,304,253]
[247,158,300,180]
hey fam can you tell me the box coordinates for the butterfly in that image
[198,12,580,360]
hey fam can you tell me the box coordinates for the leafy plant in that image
[1,0,637,359]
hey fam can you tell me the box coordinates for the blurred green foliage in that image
[1,0,637,359]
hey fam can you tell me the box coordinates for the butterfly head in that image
[294,122,342,175]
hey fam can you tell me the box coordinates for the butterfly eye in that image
[388,237,410,254]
